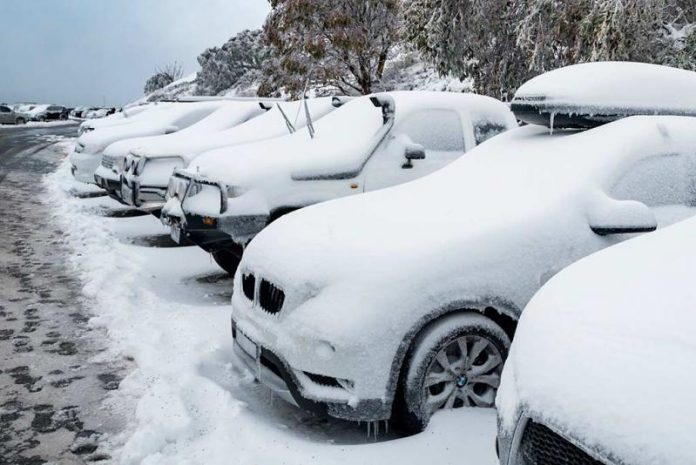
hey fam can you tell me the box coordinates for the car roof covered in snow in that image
[130,98,340,162]
[497,213,696,465]
[512,62,696,128]
[242,116,696,288]
[184,91,515,184]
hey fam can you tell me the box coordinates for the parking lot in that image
[0,127,498,463]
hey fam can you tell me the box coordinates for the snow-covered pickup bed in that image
[496,215,696,465]
[231,113,696,433]
[69,101,226,184]
[160,90,516,274]
[117,98,344,212]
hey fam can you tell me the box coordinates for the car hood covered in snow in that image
[242,116,696,306]
[497,215,696,465]
[130,98,339,163]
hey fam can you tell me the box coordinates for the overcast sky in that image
[0,0,270,107]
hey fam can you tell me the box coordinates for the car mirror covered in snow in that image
[402,142,426,169]
[587,197,657,236]
[512,62,696,129]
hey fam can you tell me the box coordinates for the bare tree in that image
[144,61,184,94]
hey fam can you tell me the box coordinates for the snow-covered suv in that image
[161,91,516,273]
[496,215,696,465]
[69,101,225,183]
[231,113,696,433]
[118,98,343,211]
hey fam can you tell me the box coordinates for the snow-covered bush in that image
[196,29,268,96]
[144,62,185,94]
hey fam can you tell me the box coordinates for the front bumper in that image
[120,174,167,211]
[231,318,390,422]
[93,165,122,200]
[68,151,101,184]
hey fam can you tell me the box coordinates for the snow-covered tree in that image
[261,0,400,97]
[401,0,528,99]
[144,61,184,94]
[196,29,267,96]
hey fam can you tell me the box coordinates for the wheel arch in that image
[385,298,520,417]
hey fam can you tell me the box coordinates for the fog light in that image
[202,216,216,226]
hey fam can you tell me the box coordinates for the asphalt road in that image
[0,124,127,464]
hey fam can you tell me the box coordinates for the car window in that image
[0,106,10,113]
[393,110,465,152]
[473,121,509,145]
[611,153,693,206]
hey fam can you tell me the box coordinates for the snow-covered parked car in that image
[96,100,276,204]
[117,98,343,211]
[496,216,696,465]
[69,101,225,183]
[230,114,696,433]
[77,104,155,136]
[161,91,516,274]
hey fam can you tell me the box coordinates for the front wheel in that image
[392,312,510,434]
[212,249,242,275]
[15,118,26,125]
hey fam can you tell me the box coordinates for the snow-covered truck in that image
[496,215,696,465]
[93,100,273,204]
[228,63,696,433]
[117,98,345,212]
[160,91,516,274]
[69,101,226,184]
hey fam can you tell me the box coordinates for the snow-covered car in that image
[107,100,274,208]
[77,104,155,136]
[0,105,28,125]
[230,114,696,433]
[118,98,343,212]
[28,105,69,121]
[495,216,696,465]
[69,101,225,183]
[161,91,516,274]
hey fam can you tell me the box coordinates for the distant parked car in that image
[69,101,227,183]
[27,105,69,121]
[230,113,696,434]
[117,98,343,212]
[496,215,696,465]
[161,91,516,274]
[0,105,28,125]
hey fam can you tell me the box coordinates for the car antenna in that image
[276,103,296,134]
[302,68,315,139]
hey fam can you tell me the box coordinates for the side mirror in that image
[402,143,426,169]
[164,125,179,135]
[588,199,657,236]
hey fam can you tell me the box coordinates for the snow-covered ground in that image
[0,120,77,129]
[44,146,497,464]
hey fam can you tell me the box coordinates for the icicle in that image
[549,112,556,135]
[373,421,379,440]
[366,420,371,439]
[384,420,389,435]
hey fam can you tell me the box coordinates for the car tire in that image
[15,118,26,125]
[38,116,46,122]
[212,249,242,275]
[392,312,510,434]
[60,114,68,121]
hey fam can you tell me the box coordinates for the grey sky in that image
[0,0,270,107]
